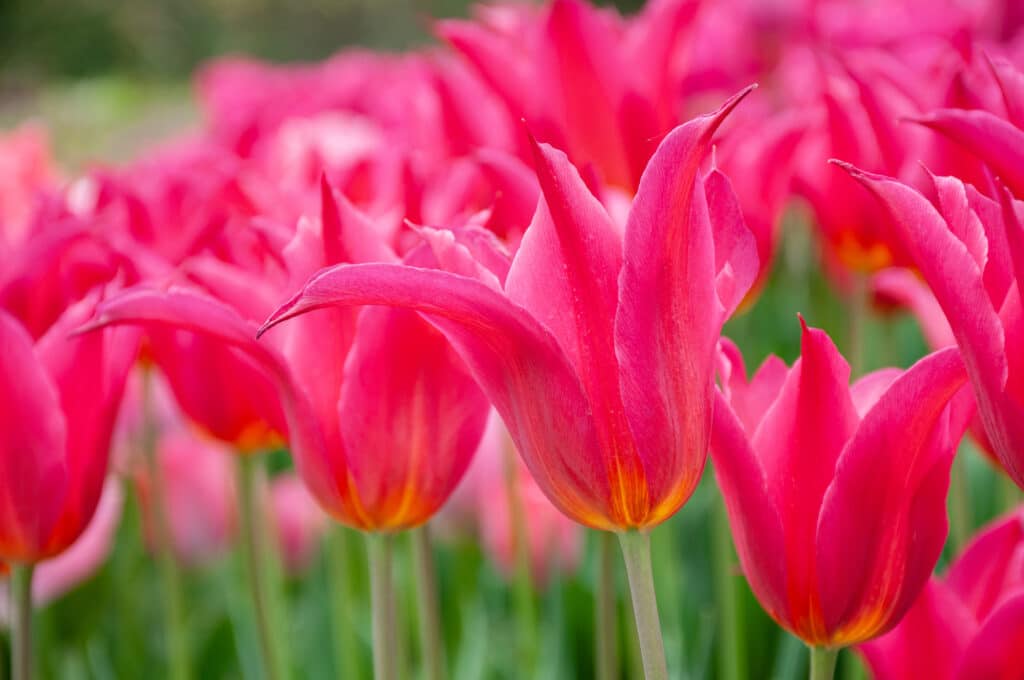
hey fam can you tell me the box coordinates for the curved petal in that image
[859,579,976,680]
[508,138,651,524]
[78,288,339,519]
[946,509,1024,621]
[816,346,967,643]
[913,109,1024,199]
[956,593,1024,680]
[706,167,759,318]
[614,87,754,523]
[709,389,789,627]
[259,263,616,529]
[0,311,67,561]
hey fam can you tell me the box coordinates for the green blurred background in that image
[0,0,645,167]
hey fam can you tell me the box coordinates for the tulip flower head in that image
[260,87,760,531]
[835,162,1024,489]
[0,299,135,564]
[712,320,968,646]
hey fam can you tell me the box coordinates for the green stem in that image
[326,527,361,679]
[617,531,668,680]
[502,441,537,669]
[596,532,618,680]
[847,273,870,377]
[141,370,190,680]
[411,525,445,680]
[808,646,839,680]
[11,564,33,680]
[840,647,866,680]
[713,494,743,680]
[949,449,972,554]
[236,455,290,680]
[366,532,397,680]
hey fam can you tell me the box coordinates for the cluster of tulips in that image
[4,0,1024,677]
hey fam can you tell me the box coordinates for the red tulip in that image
[835,162,1024,488]
[712,320,968,646]
[259,88,758,531]
[0,298,136,564]
[860,508,1024,679]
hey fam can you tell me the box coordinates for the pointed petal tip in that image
[709,84,757,124]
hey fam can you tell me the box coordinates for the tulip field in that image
[4,0,1024,678]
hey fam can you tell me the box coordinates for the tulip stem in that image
[411,525,445,680]
[326,527,361,679]
[809,646,839,680]
[366,532,397,680]
[141,369,191,680]
[237,455,290,680]
[713,493,744,680]
[11,564,33,680]
[596,532,618,680]
[617,530,668,680]
[502,441,537,670]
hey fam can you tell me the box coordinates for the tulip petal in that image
[955,593,1024,680]
[914,108,1024,198]
[615,87,753,521]
[946,509,1024,621]
[509,138,652,524]
[753,320,859,641]
[706,167,759,318]
[339,304,488,530]
[989,56,1024,130]
[0,311,68,561]
[260,263,615,529]
[35,297,136,557]
[816,346,967,643]
[79,288,339,516]
[859,580,976,680]
[541,0,631,187]
[709,389,789,626]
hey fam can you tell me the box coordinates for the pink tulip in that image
[260,88,759,531]
[834,162,1024,487]
[860,508,1024,679]
[0,298,136,564]
[712,319,968,646]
